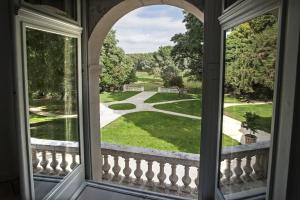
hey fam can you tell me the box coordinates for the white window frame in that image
[14,8,85,199]
[216,0,283,199]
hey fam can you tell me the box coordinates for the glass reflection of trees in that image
[27,29,79,142]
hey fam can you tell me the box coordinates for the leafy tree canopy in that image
[171,12,204,81]
[100,30,136,91]
[127,53,154,71]
[153,46,181,87]
[225,13,278,100]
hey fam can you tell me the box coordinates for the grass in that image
[154,100,202,117]
[145,93,200,103]
[109,103,136,110]
[30,99,77,114]
[30,116,79,141]
[224,94,242,103]
[101,111,239,154]
[100,91,140,103]
[224,103,273,133]
[131,71,163,91]
[183,77,202,94]
[30,113,60,124]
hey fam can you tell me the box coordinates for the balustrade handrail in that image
[30,138,271,197]
[101,142,270,167]
[31,138,270,162]
[31,138,79,153]
[102,143,199,166]
[221,141,270,159]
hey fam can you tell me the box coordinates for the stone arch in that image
[88,0,204,65]
[86,0,204,180]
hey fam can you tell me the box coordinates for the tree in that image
[171,12,204,81]
[100,30,135,91]
[27,29,77,100]
[225,13,278,99]
[153,46,182,87]
[128,53,155,71]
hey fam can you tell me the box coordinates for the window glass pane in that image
[224,0,239,9]
[24,0,77,20]
[26,28,80,199]
[218,10,279,199]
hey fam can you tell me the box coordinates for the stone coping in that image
[31,138,79,152]
[31,138,270,162]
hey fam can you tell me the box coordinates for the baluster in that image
[40,150,49,174]
[102,154,111,180]
[50,151,59,175]
[222,158,233,185]
[253,154,263,180]
[194,167,199,194]
[182,165,192,193]
[157,162,166,189]
[219,159,224,186]
[260,151,269,178]
[134,158,143,185]
[233,157,243,183]
[122,157,132,183]
[242,155,253,182]
[169,164,178,191]
[112,156,121,182]
[145,161,154,187]
[70,153,78,170]
[32,148,40,173]
[59,152,69,176]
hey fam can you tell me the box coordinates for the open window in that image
[15,8,84,199]
[216,0,281,199]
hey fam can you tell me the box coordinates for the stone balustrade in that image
[31,138,80,177]
[123,84,144,92]
[30,138,270,198]
[101,142,270,198]
[157,87,188,94]
[220,142,269,196]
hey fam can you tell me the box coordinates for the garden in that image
[28,12,276,155]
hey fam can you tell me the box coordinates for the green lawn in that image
[30,113,60,124]
[145,93,240,104]
[224,103,273,133]
[224,94,242,103]
[100,91,140,103]
[145,93,200,103]
[154,100,201,117]
[109,103,136,110]
[30,116,79,141]
[30,99,77,114]
[101,111,239,154]
[183,77,202,94]
[131,71,163,91]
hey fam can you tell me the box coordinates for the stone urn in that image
[244,133,257,144]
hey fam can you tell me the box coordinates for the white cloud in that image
[112,6,186,54]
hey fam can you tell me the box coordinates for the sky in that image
[111,5,186,54]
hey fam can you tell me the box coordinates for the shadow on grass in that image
[154,100,202,117]
[253,116,272,133]
[100,91,140,103]
[30,118,79,141]
[101,111,240,154]
[104,111,201,154]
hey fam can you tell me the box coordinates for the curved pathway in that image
[100,92,200,128]
[101,91,271,143]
